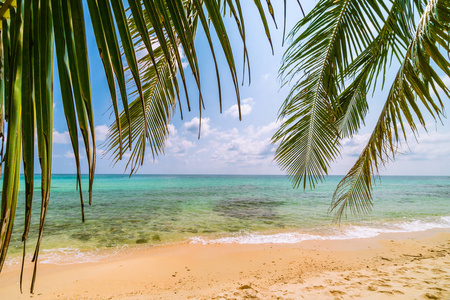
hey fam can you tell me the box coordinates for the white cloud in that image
[206,120,281,167]
[95,125,109,142]
[168,124,177,135]
[337,126,450,168]
[397,130,450,161]
[53,130,71,144]
[64,151,75,159]
[178,45,189,69]
[169,139,195,154]
[341,133,371,157]
[53,126,109,145]
[195,148,208,154]
[224,98,254,118]
[165,123,195,156]
[183,117,215,137]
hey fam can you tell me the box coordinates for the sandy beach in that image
[0,229,449,299]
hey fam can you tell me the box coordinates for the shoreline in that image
[0,228,449,299]
[4,215,450,269]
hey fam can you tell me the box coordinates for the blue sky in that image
[50,1,450,176]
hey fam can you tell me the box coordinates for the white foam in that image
[5,245,127,268]
[189,216,450,245]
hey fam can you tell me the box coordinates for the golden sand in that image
[0,229,449,299]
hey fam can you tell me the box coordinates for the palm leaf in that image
[87,0,124,157]
[331,0,450,221]
[69,0,96,205]
[0,3,22,273]
[52,0,84,220]
[106,56,176,174]
[274,0,387,189]
[105,0,277,169]
[30,0,54,293]
[336,0,418,138]
[19,0,33,292]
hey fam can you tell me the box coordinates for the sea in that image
[4,174,450,266]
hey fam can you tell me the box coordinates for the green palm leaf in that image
[30,0,54,293]
[274,0,386,189]
[0,3,22,274]
[336,0,418,138]
[105,0,278,170]
[331,0,450,221]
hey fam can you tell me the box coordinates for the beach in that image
[1,228,449,299]
[1,175,449,299]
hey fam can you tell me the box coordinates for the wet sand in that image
[0,229,449,299]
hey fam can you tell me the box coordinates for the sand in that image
[0,229,449,299]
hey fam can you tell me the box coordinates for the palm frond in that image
[331,0,450,221]
[0,2,22,275]
[105,0,278,171]
[105,46,176,174]
[336,0,418,138]
[274,0,387,189]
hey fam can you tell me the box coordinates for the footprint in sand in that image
[330,290,346,295]
[424,293,440,299]
[378,290,394,295]
[312,285,325,290]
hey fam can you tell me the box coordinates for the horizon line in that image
[16,173,450,177]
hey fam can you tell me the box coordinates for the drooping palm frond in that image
[0,0,97,292]
[331,0,450,221]
[105,0,281,173]
[273,0,387,189]
[105,46,177,174]
[335,0,418,138]
[0,2,22,275]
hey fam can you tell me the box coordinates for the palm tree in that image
[0,0,449,293]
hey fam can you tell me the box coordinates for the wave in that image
[5,216,450,266]
[189,216,450,245]
[4,246,127,268]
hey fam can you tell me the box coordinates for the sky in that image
[50,1,450,176]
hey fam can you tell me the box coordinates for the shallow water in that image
[4,174,450,264]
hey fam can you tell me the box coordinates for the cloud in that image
[95,125,109,142]
[339,124,450,163]
[397,130,450,161]
[64,151,75,159]
[224,98,254,118]
[183,117,215,137]
[195,148,208,154]
[206,120,281,167]
[54,126,109,145]
[165,123,195,156]
[178,46,189,69]
[168,124,177,135]
[168,139,195,154]
[341,133,370,157]
[53,130,71,144]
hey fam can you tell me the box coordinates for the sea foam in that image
[4,245,127,268]
[189,216,450,245]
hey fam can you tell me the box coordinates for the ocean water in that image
[4,174,450,265]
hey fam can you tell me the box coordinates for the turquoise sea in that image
[5,174,450,265]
